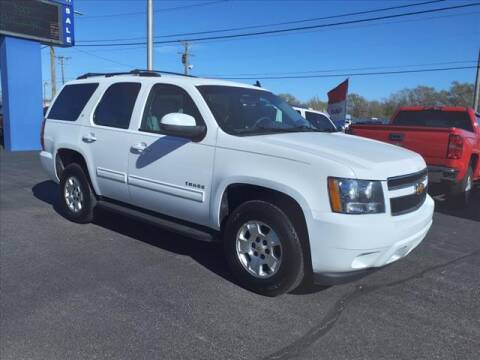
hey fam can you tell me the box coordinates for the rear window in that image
[392,110,473,132]
[48,83,98,121]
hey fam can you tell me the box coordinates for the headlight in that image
[328,177,385,214]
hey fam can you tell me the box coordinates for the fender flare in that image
[54,144,100,195]
[210,176,312,229]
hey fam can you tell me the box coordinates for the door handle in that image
[131,142,149,153]
[82,133,97,143]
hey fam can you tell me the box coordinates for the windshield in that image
[197,85,321,136]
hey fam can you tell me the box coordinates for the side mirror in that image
[160,113,206,142]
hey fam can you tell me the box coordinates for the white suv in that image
[293,106,337,131]
[40,70,434,296]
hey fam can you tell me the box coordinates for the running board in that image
[97,199,219,243]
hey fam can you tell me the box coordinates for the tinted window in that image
[198,86,315,136]
[140,84,203,132]
[48,83,98,121]
[94,82,141,129]
[392,110,473,132]
[305,111,336,132]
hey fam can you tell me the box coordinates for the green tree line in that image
[279,81,474,119]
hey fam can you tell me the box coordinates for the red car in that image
[348,106,480,207]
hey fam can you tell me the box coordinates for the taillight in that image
[40,118,46,151]
[447,134,463,159]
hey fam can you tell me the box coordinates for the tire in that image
[448,165,473,208]
[223,200,305,297]
[58,163,96,223]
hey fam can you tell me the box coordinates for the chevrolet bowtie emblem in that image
[415,182,425,195]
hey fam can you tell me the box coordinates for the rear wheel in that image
[448,165,473,208]
[59,163,96,223]
[224,200,304,297]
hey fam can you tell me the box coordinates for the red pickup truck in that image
[348,106,480,207]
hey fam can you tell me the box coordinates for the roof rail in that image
[76,69,196,80]
[76,69,161,80]
[133,69,197,78]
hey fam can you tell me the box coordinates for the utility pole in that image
[49,46,57,99]
[473,48,480,112]
[147,0,153,70]
[57,56,71,85]
[180,42,194,75]
[43,81,49,103]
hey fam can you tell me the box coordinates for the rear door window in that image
[392,110,474,132]
[48,83,98,121]
[94,82,141,129]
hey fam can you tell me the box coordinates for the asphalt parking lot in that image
[1,149,479,360]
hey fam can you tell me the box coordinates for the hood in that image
[243,132,426,180]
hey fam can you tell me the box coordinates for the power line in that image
[76,0,446,42]
[153,0,448,39]
[72,10,480,52]
[154,3,480,45]
[76,2,480,47]
[74,48,135,68]
[58,50,477,81]
[203,60,477,78]
[79,0,227,19]
[77,10,479,52]
[214,66,477,80]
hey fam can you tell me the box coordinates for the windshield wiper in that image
[270,126,321,133]
[234,125,335,136]
[279,126,342,133]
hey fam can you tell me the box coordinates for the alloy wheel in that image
[235,221,282,279]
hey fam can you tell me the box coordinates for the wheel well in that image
[220,183,312,276]
[56,149,91,183]
[470,154,478,174]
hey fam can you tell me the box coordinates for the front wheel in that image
[58,163,96,223]
[223,200,305,297]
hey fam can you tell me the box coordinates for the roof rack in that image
[149,70,197,78]
[76,69,196,80]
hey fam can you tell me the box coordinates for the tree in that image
[278,93,304,107]
[281,81,475,119]
[440,81,474,107]
[347,93,369,118]
[304,96,327,111]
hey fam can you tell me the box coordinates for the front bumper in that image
[313,267,381,286]
[307,195,434,284]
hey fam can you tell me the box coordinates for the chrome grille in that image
[388,169,428,216]
[387,168,428,190]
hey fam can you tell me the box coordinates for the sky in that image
[39,0,480,102]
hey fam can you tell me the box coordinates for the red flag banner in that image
[327,79,348,122]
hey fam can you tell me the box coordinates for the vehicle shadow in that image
[32,180,234,283]
[32,180,62,213]
[135,136,189,169]
[433,189,480,222]
[32,180,330,295]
